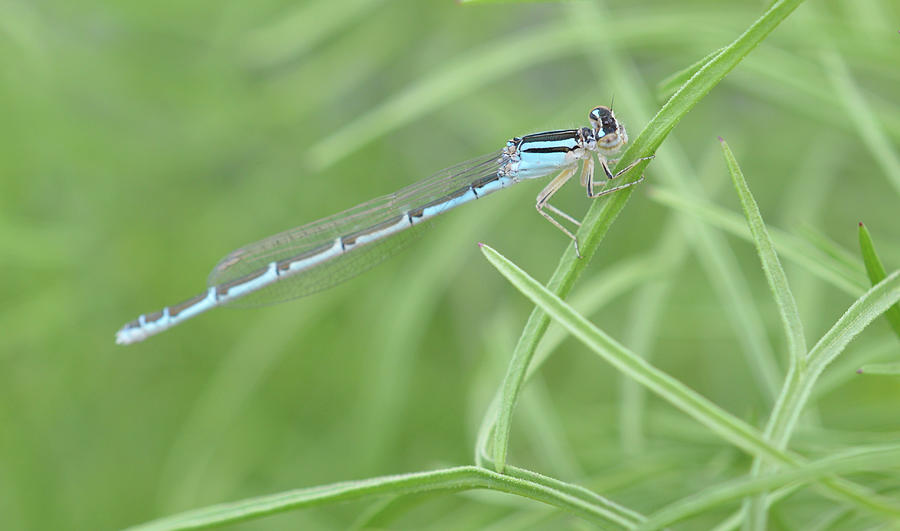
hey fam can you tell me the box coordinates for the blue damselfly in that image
[116,106,651,344]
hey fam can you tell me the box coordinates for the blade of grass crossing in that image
[480,242,900,519]
[491,0,808,473]
[647,186,867,295]
[640,445,900,530]
[131,466,645,531]
[479,243,792,463]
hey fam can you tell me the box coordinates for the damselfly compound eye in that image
[589,106,619,137]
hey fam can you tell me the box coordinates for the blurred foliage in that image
[1,0,898,529]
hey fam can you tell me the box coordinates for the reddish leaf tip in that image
[717,136,725,143]
[857,369,864,374]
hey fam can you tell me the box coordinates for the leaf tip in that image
[859,221,864,227]
[857,368,864,374]
[477,242,484,248]
[717,135,725,143]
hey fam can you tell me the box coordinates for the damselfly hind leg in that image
[535,165,584,257]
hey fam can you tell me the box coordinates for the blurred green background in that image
[1,0,899,529]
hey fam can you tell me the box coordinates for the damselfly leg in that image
[587,155,655,198]
[536,155,654,258]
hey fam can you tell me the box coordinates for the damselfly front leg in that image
[587,155,655,198]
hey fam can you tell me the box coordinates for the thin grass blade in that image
[655,47,724,102]
[491,0,809,473]
[822,50,900,197]
[132,466,644,531]
[479,242,900,518]
[648,186,868,295]
[639,445,900,530]
[721,137,806,364]
[857,362,900,375]
[858,222,900,339]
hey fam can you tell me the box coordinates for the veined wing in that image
[207,150,504,305]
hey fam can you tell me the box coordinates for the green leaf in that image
[655,48,725,102]
[720,138,806,365]
[822,50,900,197]
[747,266,900,527]
[857,362,900,375]
[858,222,900,340]
[129,466,643,530]
[640,445,900,530]
[808,269,900,372]
[477,243,785,460]
[479,242,900,519]
[648,186,868,295]
[491,0,809,473]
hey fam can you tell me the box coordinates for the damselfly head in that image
[589,105,627,151]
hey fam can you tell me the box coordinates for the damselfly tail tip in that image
[115,325,144,346]
[115,329,131,346]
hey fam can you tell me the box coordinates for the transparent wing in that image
[207,150,504,306]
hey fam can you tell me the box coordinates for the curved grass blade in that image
[478,243,791,463]
[479,242,900,518]
[655,47,724,102]
[808,269,900,371]
[491,0,809,473]
[130,466,644,531]
[576,4,784,410]
[858,222,900,339]
[639,445,900,530]
[720,137,806,364]
[822,50,900,197]
[648,186,868,295]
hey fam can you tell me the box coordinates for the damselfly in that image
[116,105,652,344]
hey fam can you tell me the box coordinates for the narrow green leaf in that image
[720,138,806,364]
[480,242,900,519]
[858,222,900,339]
[572,1,783,406]
[822,50,900,197]
[130,466,644,531]
[491,0,808,473]
[754,269,900,464]
[478,243,788,463]
[808,270,900,371]
[655,48,724,102]
[648,186,867,295]
[857,362,900,375]
[639,445,900,530]
[747,267,900,527]
[796,224,867,279]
